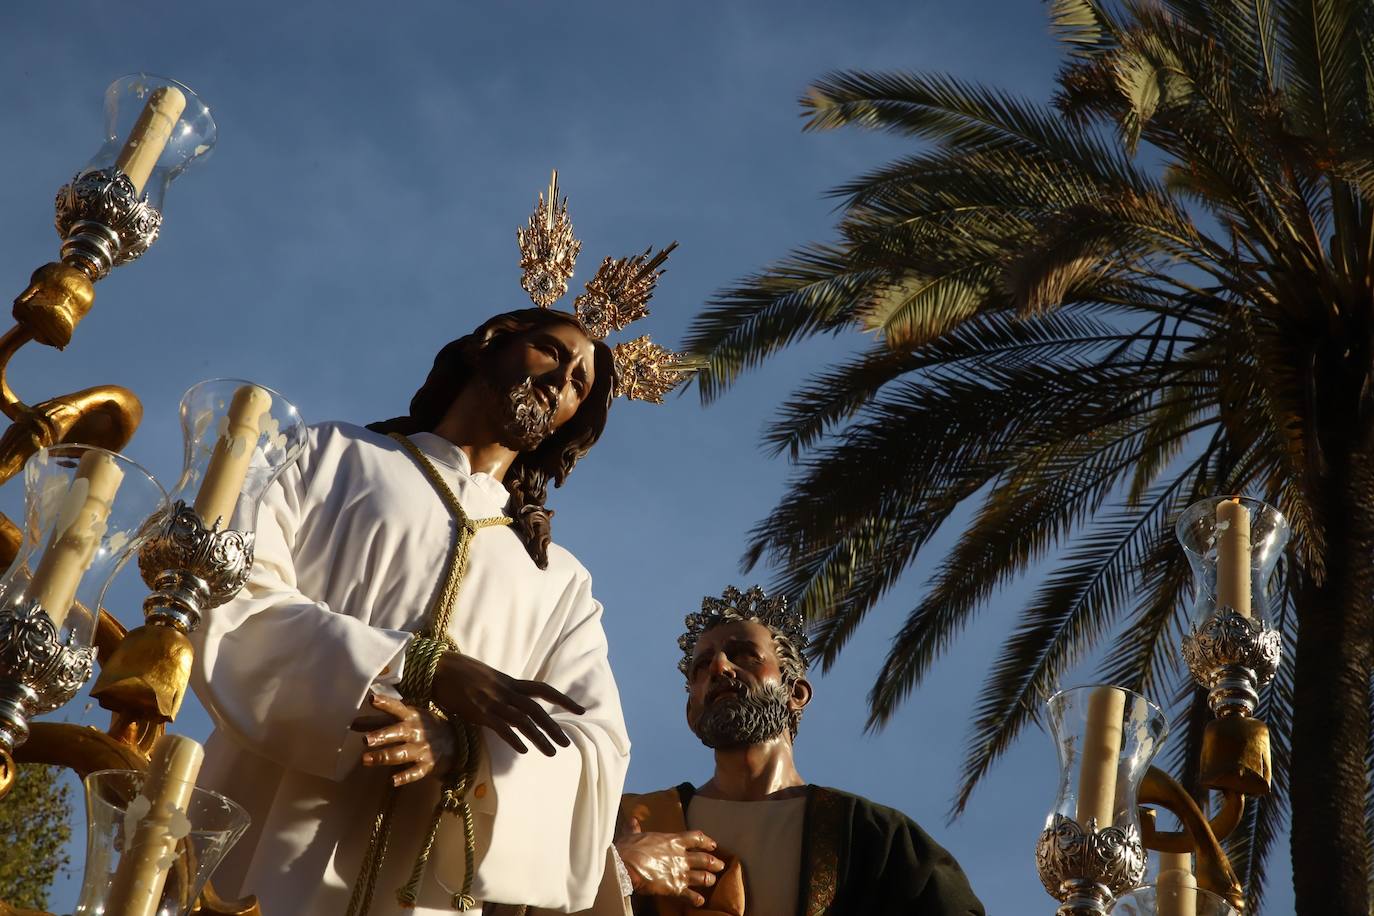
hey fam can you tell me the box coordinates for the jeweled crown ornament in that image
[516,170,691,404]
[678,584,809,681]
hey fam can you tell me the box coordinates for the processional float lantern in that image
[1035,496,1289,915]
[0,73,300,916]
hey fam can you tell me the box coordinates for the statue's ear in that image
[790,676,813,713]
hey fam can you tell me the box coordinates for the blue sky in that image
[0,2,1295,913]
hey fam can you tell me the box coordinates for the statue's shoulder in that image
[307,420,391,451]
[286,422,403,491]
[302,421,401,465]
[811,785,925,836]
[543,540,593,583]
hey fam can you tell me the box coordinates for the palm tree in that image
[683,1,1374,912]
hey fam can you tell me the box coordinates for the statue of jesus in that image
[192,307,629,915]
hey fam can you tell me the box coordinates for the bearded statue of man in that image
[191,308,629,916]
[599,586,986,916]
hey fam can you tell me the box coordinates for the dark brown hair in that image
[368,308,615,568]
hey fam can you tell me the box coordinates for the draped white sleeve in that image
[191,453,413,782]
[448,574,630,911]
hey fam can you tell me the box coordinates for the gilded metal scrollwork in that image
[0,129,258,915]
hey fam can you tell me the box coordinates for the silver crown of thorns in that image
[677,585,810,679]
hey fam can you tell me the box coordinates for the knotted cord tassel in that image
[395,723,480,909]
[345,787,400,916]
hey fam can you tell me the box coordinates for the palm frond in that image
[762,309,1140,459]
[685,245,884,402]
[1049,0,1122,59]
[947,477,1203,816]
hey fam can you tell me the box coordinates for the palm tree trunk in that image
[1290,443,1374,915]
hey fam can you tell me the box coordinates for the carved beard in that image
[496,376,559,451]
[692,681,792,750]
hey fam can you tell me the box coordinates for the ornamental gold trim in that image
[517,171,580,307]
[612,335,690,404]
[574,242,678,339]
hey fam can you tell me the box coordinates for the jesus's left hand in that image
[351,692,457,787]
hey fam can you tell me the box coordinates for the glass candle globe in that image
[75,769,249,916]
[1111,883,1241,916]
[1175,497,1289,630]
[1176,497,1289,716]
[168,379,307,535]
[83,74,217,212]
[2,445,167,648]
[0,445,166,752]
[1038,685,1169,914]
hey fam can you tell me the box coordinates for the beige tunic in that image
[686,795,807,916]
[192,423,630,915]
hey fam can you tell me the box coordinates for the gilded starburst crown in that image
[515,169,689,402]
[677,585,811,681]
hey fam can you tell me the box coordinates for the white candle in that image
[1158,850,1197,916]
[29,451,124,630]
[104,734,205,916]
[193,385,272,530]
[114,85,187,197]
[1216,498,1252,616]
[1076,686,1126,829]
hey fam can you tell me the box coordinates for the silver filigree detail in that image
[137,501,255,632]
[1182,609,1280,686]
[0,599,96,750]
[1036,815,1145,914]
[1182,608,1280,716]
[53,167,163,279]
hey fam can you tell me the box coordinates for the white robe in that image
[191,422,630,915]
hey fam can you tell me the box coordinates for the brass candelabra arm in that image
[0,260,143,569]
[1138,766,1245,911]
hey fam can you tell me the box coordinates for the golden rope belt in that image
[346,432,512,916]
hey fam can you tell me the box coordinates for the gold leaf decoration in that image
[574,242,678,339]
[611,335,689,403]
[517,170,581,307]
